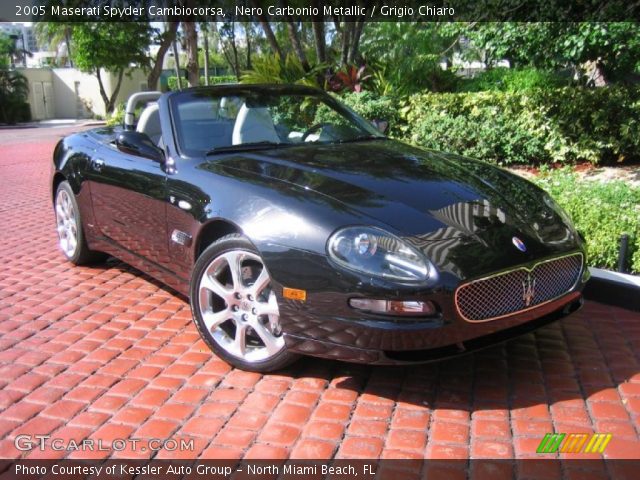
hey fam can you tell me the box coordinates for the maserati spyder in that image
[51,85,588,371]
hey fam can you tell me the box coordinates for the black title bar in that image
[1,0,639,23]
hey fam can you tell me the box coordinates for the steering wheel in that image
[301,122,333,142]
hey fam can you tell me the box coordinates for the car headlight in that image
[327,226,434,282]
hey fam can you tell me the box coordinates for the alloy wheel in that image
[197,249,285,362]
[55,189,78,258]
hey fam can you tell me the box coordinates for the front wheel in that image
[190,234,298,372]
[54,181,105,265]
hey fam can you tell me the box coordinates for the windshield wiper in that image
[205,141,291,155]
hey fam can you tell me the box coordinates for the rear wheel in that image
[190,234,298,372]
[54,181,105,265]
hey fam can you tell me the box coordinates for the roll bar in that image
[124,91,162,130]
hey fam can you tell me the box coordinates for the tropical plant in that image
[0,69,30,124]
[327,64,372,93]
[359,23,459,94]
[0,34,14,68]
[240,53,325,88]
[34,22,74,66]
[0,32,31,68]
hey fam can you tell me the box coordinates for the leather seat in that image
[232,104,280,145]
[136,104,162,145]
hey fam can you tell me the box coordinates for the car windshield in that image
[169,88,385,156]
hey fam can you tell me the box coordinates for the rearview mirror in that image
[116,131,164,163]
[371,119,389,134]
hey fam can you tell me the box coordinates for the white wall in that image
[17,67,149,120]
[52,68,98,119]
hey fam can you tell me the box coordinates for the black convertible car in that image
[51,84,588,371]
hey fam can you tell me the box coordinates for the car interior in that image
[134,94,352,154]
[136,103,162,146]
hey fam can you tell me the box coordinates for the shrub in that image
[403,87,640,165]
[106,103,148,127]
[106,102,125,127]
[0,69,30,124]
[167,75,237,90]
[337,91,404,137]
[459,67,571,92]
[534,168,640,273]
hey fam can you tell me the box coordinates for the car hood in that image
[213,140,580,276]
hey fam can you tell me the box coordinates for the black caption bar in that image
[1,0,639,23]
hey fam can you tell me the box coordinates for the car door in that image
[87,143,170,269]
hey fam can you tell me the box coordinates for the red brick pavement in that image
[0,126,639,461]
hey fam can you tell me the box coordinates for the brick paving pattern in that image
[0,126,639,461]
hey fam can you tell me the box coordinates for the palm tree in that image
[35,23,74,66]
[0,69,29,124]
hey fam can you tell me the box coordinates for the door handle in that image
[92,158,105,172]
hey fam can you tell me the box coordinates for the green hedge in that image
[167,75,237,90]
[340,87,640,166]
[338,91,404,138]
[402,87,640,166]
[458,67,571,93]
[534,169,640,273]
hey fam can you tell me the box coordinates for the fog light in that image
[349,298,437,317]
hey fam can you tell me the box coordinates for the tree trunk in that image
[109,69,125,113]
[230,28,240,81]
[340,22,353,65]
[147,21,179,91]
[311,1,326,64]
[286,19,309,71]
[220,46,237,79]
[348,20,365,64]
[253,2,283,60]
[202,23,209,85]
[218,23,241,80]
[96,68,109,114]
[96,68,124,114]
[244,23,252,70]
[64,27,73,67]
[332,17,342,35]
[183,21,199,87]
[171,37,182,89]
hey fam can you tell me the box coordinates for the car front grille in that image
[455,253,583,322]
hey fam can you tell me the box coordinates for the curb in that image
[583,267,640,312]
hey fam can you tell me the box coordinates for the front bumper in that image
[282,291,584,364]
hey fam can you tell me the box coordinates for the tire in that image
[190,234,298,372]
[54,181,106,265]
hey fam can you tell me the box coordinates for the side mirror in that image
[116,131,164,163]
[371,119,389,134]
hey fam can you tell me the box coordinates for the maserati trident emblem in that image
[512,236,527,252]
[522,274,536,307]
